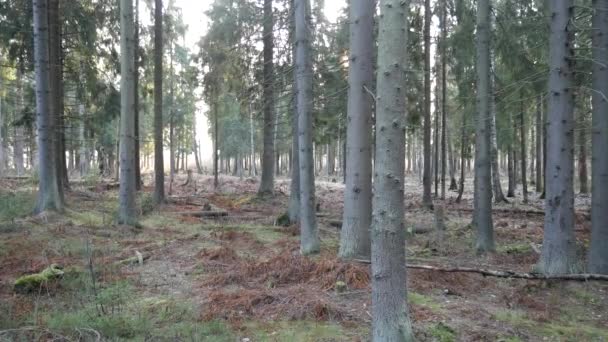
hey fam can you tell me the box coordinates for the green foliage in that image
[0,190,35,222]
[428,322,456,342]
[138,193,155,216]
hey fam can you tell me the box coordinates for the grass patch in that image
[497,243,532,254]
[428,322,456,342]
[0,191,35,222]
[409,292,442,311]
[243,320,355,341]
[42,281,235,341]
[494,309,608,340]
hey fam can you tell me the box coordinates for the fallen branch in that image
[351,261,608,281]
[178,211,228,218]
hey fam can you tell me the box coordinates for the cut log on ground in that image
[351,260,608,281]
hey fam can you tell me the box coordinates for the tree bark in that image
[339,0,374,260]
[33,0,63,213]
[153,0,165,205]
[440,0,447,200]
[490,82,507,203]
[295,0,319,255]
[474,0,494,253]
[288,3,300,223]
[578,108,588,194]
[371,1,414,340]
[507,120,515,197]
[14,67,25,176]
[118,0,137,225]
[589,0,608,274]
[0,71,4,176]
[520,93,528,203]
[258,0,276,195]
[49,0,68,196]
[535,95,543,192]
[134,0,141,190]
[538,0,576,275]
[456,112,466,203]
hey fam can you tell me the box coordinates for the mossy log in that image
[14,264,64,293]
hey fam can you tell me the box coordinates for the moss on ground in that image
[14,264,65,293]
[494,309,608,340]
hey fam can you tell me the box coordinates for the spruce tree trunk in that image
[134,0,141,190]
[33,0,63,213]
[153,0,164,205]
[259,0,276,195]
[339,0,374,260]
[507,119,515,197]
[371,1,414,339]
[213,104,219,189]
[490,84,507,203]
[118,0,137,225]
[14,68,25,176]
[589,0,608,274]
[440,0,447,200]
[578,108,588,194]
[535,95,543,192]
[0,72,4,176]
[422,0,432,208]
[538,0,576,274]
[520,94,528,203]
[474,0,494,253]
[456,112,466,203]
[295,0,319,255]
[49,0,67,195]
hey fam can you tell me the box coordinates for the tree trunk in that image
[490,82,507,203]
[153,0,165,205]
[295,0,319,255]
[193,138,203,174]
[371,1,414,339]
[448,131,458,191]
[0,72,4,176]
[249,103,256,177]
[168,39,175,193]
[589,0,608,274]
[134,0,141,190]
[33,0,63,212]
[474,0,494,253]
[78,64,89,177]
[288,0,300,223]
[538,0,576,275]
[14,68,25,176]
[258,0,276,195]
[339,0,374,260]
[520,93,528,203]
[456,112,466,203]
[578,108,588,194]
[49,0,67,195]
[214,104,219,189]
[118,0,137,225]
[440,0,447,200]
[535,95,543,192]
[434,85,439,198]
[507,120,515,197]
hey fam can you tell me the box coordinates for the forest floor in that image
[0,173,606,341]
